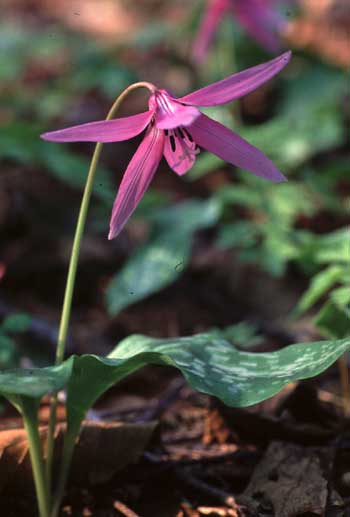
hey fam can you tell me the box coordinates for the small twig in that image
[113,500,140,517]
[163,430,204,444]
[198,506,239,516]
[144,448,259,469]
[175,467,239,509]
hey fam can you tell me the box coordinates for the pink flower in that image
[41,51,291,240]
[193,0,289,63]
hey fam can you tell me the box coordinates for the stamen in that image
[164,129,169,136]
[170,134,176,152]
[183,128,193,142]
[177,127,185,139]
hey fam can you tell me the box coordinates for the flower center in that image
[165,127,200,166]
[149,89,200,130]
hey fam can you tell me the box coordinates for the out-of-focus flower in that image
[193,0,289,63]
[41,51,291,239]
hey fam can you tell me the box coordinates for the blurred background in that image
[0,1,350,515]
[0,0,349,367]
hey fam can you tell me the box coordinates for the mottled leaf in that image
[2,332,350,470]
[64,334,350,435]
[0,358,74,402]
[3,333,348,419]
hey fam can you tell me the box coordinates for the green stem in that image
[50,425,79,517]
[22,400,50,517]
[46,81,155,513]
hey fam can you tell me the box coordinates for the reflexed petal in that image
[192,0,229,63]
[189,114,286,182]
[41,111,154,143]
[178,51,291,107]
[108,124,165,239]
[163,128,199,175]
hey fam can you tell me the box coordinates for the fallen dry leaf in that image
[0,420,157,494]
[0,427,33,493]
[69,420,157,485]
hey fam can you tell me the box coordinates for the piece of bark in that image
[0,427,32,492]
[242,441,336,516]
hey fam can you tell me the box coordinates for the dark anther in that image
[170,134,176,152]
[177,127,185,139]
[183,128,193,142]
[164,129,169,136]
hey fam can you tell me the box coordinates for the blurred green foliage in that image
[106,199,221,315]
[207,321,263,349]
[0,313,32,369]
[0,22,137,117]
[216,175,316,276]
[1,9,348,342]
[295,228,350,339]
[1,10,349,514]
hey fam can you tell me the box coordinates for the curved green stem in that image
[55,80,155,367]
[22,400,50,517]
[45,81,155,512]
